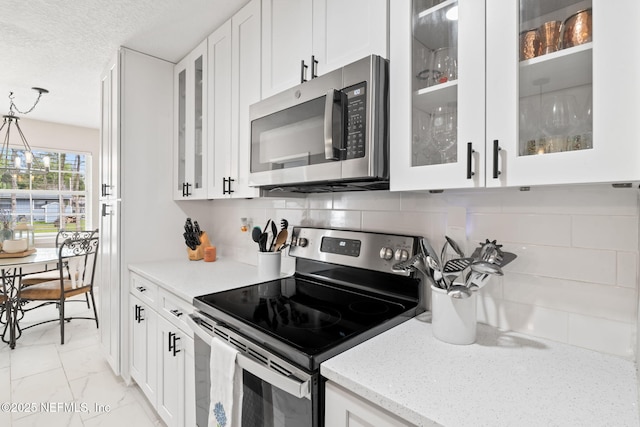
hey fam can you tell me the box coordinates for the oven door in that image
[187,313,320,427]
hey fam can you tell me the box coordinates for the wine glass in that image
[430,105,457,164]
[569,91,593,151]
[432,47,457,85]
[519,97,541,155]
[541,94,578,153]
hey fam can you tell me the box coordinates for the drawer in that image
[130,273,159,308]
[158,288,193,336]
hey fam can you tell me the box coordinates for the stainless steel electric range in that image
[190,227,425,427]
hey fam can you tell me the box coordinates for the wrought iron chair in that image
[21,228,99,287]
[17,236,99,344]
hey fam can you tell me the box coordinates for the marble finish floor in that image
[0,297,165,426]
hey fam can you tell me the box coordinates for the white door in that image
[231,0,262,199]
[390,0,486,191]
[208,21,233,199]
[129,296,158,405]
[312,0,388,76]
[157,316,186,427]
[486,0,640,187]
[261,0,313,98]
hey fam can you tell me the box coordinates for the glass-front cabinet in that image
[487,0,639,187]
[391,0,640,191]
[173,40,208,200]
[391,0,486,191]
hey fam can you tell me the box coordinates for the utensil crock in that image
[431,284,477,345]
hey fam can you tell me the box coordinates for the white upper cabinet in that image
[392,0,640,191]
[486,0,640,187]
[390,0,486,191]
[229,0,262,198]
[174,40,208,200]
[262,0,388,98]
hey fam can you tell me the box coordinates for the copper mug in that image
[520,28,542,60]
[562,8,592,48]
[539,20,562,55]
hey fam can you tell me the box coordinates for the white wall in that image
[11,117,99,233]
[191,184,639,360]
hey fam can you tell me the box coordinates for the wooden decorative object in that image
[187,231,212,261]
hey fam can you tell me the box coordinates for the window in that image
[0,149,90,235]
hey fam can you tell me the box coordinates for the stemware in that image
[541,94,579,153]
[568,91,593,151]
[430,105,457,163]
[432,47,457,85]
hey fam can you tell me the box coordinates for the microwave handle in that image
[324,89,347,160]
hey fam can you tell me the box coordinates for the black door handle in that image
[466,142,475,179]
[492,140,502,179]
[227,178,235,194]
[311,55,318,79]
[300,60,308,83]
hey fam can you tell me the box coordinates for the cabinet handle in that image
[466,142,475,179]
[492,140,502,179]
[101,183,112,197]
[300,60,308,83]
[227,177,235,194]
[173,335,181,356]
[170,309,183,318]
[311,55,318,79]
[135,305,145,323]
[101,203,112,217]
[222,177,227,194]
[168,332,174,352]
[134,305,139,322]
[184,182,192,197]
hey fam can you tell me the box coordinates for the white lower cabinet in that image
[324,381,416,427]
[129,272,195,427]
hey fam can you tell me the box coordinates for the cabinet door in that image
[390,0,486,191]
[486,0,640,187]
[99,53,119,200]
[312,0,389,76]
[230,0,262,199]
[208,21,233,199]
[261,0,313,98]
[157,316,186,427]
[324,382,416,427]
[98,199,120,375]
[130,295,158,406]
[174,40,208,199]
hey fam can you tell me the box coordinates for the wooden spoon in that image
[273,229,288,252]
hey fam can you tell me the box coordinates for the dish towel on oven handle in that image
[209,336,242,427]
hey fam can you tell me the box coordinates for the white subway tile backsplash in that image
[572,215,638,251]
[568,314,634,358]
[500,244,617,285]
[333,190,401,211]
[503,273,637,323]
[468,213,572,247]
[617,252,638,289]
[192,184,639,360]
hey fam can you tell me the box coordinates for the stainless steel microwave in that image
[249,55,389,193]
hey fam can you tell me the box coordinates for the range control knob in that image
[379,247,393,260]
[394,249,409,262]
[297,237,309,247]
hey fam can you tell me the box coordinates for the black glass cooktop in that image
[194,276,416,357]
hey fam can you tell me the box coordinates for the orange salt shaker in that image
[204,246,217,262]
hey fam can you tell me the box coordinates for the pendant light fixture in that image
[0,87,50,178]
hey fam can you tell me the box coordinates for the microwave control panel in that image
[345,83,367,159]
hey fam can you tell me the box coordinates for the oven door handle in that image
[187,314,312,400]
[236,352,311,400]
[324,89,347,160]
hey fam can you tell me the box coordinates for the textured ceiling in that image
[0,0,249,129]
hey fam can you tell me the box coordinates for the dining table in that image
[0,248,60,349]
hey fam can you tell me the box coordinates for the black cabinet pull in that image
[173,335,181,356]
[492,140,502,179]
[170,309,183,318]
[168,332,174,352]
[466,142,475,179]
[136,286,146,293]
[300,60,308,83]
[134,305,140,322]
[135,305,144,323]
[222,177,227,194]
[228,178,235,194]
[185,182,192,197]
[101,203,112,217]
[101,183,111,197]
[311,55,318,79]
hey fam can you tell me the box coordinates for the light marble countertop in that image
[321,312,639,427]
[128,256,283,303]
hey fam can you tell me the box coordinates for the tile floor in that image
[0,297,165,426]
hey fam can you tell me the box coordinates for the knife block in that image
[187,231,212,261]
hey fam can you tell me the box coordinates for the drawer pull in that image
[136,286,146,293]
